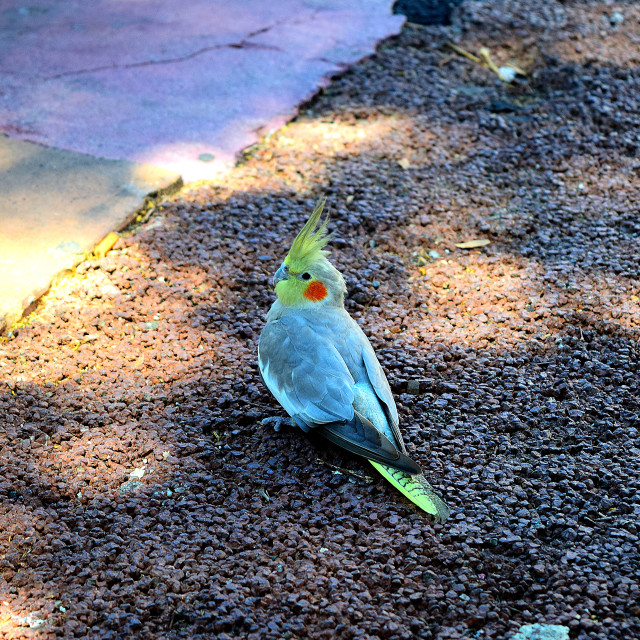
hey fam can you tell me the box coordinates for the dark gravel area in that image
[1,1,640,638]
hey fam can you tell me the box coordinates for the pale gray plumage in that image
[259,304,420,474]
[257,199,450,521]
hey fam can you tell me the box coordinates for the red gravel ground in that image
[1,1,639,639]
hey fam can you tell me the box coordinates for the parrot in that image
[258,199,450,522]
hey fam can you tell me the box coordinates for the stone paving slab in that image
[0,0,401,331]
[0,137,181,332]
[0,0,404,181]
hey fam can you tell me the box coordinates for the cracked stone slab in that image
[0,0,404,181]
[0,137,181,332]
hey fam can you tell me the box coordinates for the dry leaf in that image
[94,231,119,257]
[455,239,491,249]
[397,157,411,169]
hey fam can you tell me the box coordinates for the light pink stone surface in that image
[0,1,404,181]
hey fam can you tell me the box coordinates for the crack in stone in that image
[45,18,294,80]
[43,11,327,80]
[313,57,350,70]
[47,40,282,80]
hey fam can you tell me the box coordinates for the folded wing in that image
[259,314,420,473]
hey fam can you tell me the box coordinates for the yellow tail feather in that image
[370,461,450,523]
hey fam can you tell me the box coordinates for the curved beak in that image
[273,264,289,287]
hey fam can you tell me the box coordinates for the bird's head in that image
[273,199,346,309]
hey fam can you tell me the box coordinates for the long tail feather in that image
[370,461,451,523]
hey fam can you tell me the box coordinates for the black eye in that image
[301,272,311,280]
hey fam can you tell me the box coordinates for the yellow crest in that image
[285,198,332,272]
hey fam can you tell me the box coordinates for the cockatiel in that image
[258,199,450,522]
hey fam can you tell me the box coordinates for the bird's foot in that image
[261,416,294,432]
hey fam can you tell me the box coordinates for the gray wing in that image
[258,314,420,473]
[351,323,406,453]
[259,315,355,425]
[319,411,420,474]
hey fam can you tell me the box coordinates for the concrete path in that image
[0,0,403,181]
[0,137,180,332]
[0,0,403,332]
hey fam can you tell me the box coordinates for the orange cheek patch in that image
[304,281,328,302]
